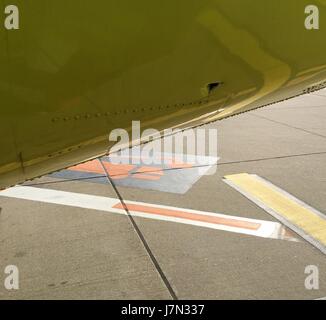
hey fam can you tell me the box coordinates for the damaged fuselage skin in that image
[1,0,326,189]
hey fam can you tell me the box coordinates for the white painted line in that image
[0,186,298,241]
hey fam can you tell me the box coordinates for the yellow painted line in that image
[224,173,326,254]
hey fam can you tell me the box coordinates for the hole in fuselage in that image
[207,82,222,93]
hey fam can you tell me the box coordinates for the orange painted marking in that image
[136,167,164,175]
[69,159,104,174]
[103,162,135,180]
[132,167,164,181]
[169,162,193,169]
[69,160,135,180]
[68,156,194,183]
[113,203,261,230]
[132,174,162,181]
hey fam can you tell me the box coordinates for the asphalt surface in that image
[0,90,325,300]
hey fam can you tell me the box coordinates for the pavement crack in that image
[23,151,326,187]
[249,113,326,139]
[98,158,178,300]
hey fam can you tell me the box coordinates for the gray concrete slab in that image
[23,175,118,198]
[130,216,326,300]
[115,93,326,299]
[252,107,326,134]
[267,91,326,108]
[308,129,326,136]
[313,88,326,97]
[0,91,325,300]
[0,179,171,300]
[116,151,326,299]
[215,114,326,163]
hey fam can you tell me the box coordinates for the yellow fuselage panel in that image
[0,0,326,188]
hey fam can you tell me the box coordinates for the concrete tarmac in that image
[0,90,325,300]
